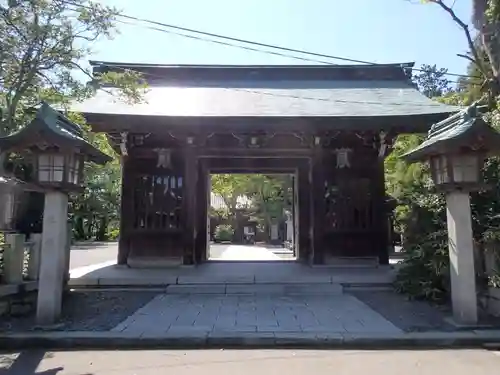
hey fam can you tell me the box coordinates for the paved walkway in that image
[111,293,402,337]
[69,244,295,279]
[209,244,291,261]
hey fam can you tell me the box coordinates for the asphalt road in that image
[69,242,119,270]
[1,349,499,374]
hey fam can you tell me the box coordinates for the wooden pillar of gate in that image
[182,141,198,265]
[195,161,209,264]
[374,158,389,265]
[311,138,325,265]
[297,162,311,263]
[117,156,133,265]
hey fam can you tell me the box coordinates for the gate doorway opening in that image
[207,173,298,262]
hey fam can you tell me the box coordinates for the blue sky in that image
[89,0,472,81]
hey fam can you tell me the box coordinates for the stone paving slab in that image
[111,293,402,336]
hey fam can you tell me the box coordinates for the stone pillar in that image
[63,221,72,284]
[4,233,25,284]
[27,233,42,280]
[446,191,478,325]
[286,215,293,243]
[36,191,68,325]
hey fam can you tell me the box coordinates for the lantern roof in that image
[402,102,500,163]
[0,175,46,193]
[0,102,111,165]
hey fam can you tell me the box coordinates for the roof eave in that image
[403,121,500,163]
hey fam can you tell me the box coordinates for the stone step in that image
[223,283,343,295]
[69,283,345,295]
[342,283,394,292]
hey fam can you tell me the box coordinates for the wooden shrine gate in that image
[74,61,456,268]
[111,130,391,267]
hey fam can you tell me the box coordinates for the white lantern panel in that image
[432,155,449,184]
[53,155,64,182]
[66,154,80,184]
[38,153,65,183]
[38,154,51,182]
[452,155,479,183]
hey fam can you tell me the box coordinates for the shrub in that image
[106,228,120,241]
[214,224,234,242]
[394,230,450,303]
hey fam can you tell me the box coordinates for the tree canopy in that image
[211,174,293,239]
[0,0,147,240]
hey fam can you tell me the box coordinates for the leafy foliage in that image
[0,0,146,136]
[412,64,451,98]
[394,230,450,302]
[387,65,460,301]
[0,0,147,241]
[246,174,293,233]
[214,224,234,242]
[210,174,292,239]
[389,56,500,301]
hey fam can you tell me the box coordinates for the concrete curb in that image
[0,330,500,350]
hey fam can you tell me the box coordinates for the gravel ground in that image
[350,290,500,332]
[0,291,159,332]
[348,290,457,332]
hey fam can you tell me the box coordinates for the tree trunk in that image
[86,217,94,240]
[0,153,7,176]
[481,23,500,90]
[75,216,86,240]
[96,216,108,241]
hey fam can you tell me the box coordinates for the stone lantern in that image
[0,102,111,324]
[403,103,500,325]
[0,102,110,191]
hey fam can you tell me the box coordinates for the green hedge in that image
[214,224,234,242]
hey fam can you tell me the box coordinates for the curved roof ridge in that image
[89,60,415,69]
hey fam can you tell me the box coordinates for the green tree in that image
[211,174,252,221]
[388,59,500,301]
[419,0,500,97]
[245,174,292,240]
[412,64,451,98]
[0,0,147,240]
[210,173,292,240]
[0,0,145,137]
[386,64,456,301]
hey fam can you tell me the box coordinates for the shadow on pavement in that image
[0,350,72,375]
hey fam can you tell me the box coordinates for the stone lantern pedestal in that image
[36,191,69,324]
[446,191,477,324]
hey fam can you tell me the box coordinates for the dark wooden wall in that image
[118,154,185,264]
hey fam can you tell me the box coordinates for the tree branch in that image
[457,53,477,64]
[426,0,490,78]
